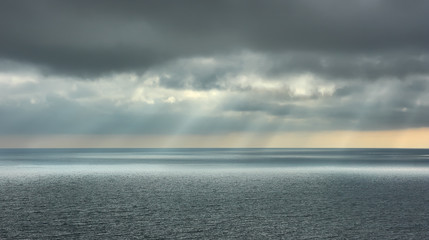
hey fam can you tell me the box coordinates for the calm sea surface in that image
[1,148,428,239]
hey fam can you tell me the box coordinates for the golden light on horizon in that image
[1,128,428,149]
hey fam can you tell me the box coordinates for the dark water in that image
[1,149,429,239]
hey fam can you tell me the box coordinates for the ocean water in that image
[0,148,428,239]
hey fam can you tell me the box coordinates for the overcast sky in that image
[1,0,428,147]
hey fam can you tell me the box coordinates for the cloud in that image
[1,0,429,78]
[1,1,429,136]
[0,65,428,135]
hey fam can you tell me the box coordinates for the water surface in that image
[1,148,428,239]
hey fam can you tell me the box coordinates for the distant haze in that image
[1,1,429,148]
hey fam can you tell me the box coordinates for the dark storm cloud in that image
[145,51,429,91]
[2,0,429,136]
[1,0,429,78]
[267,52,429,81]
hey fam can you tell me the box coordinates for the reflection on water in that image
[1,149,428,239]
[1,148,429,167]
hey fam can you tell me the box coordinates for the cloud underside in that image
[0,0,429,135]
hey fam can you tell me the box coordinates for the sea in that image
[0,148,428,239]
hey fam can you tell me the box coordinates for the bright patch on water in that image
[1,149,428,239]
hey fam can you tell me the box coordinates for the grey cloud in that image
[1,0,429,77]
[268,52,429,81]
[2,0,429,135]
[147,52,429,92]
[218,78,429,130]
[1,85,428,135]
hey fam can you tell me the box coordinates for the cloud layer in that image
[1,1,428,135]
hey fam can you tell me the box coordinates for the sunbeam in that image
[2,2,429,239]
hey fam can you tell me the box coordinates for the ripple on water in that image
[1,170,429,239]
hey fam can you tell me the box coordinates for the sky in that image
[0,0,429,148]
